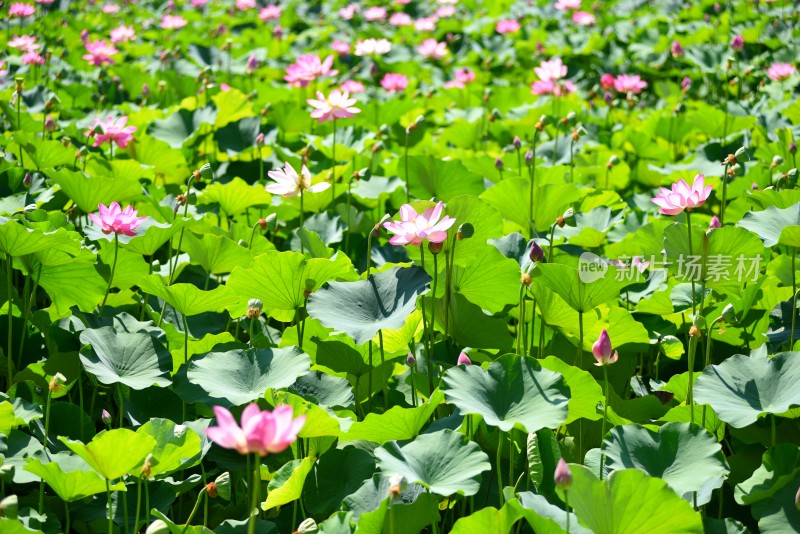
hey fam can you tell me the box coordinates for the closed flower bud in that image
[199,163,213,180]
[495,157,504,170]
[708,215,721,231]
[101,409,112,426]
[457,222,474,240]
[44,115,56,133]
[23,172,32,188]
[457,351,472,365]
[554,458,572,490]
[525,150,533,165]
[795,485,800,510]
[529,242,544,263]
[512,136,521,149]
[255,132,265,146]
[406,353,416,366]
[791,141,797,155]
[428,241,443,254]
[592,329,618,366]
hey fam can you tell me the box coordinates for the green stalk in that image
[791,248,797,349]
[181,487,206,533]
[145,478,150,530]
[702,317,723,428]
[106,479,113,534]
[299,191,305,255]
[430,251,439,383]
[378,330,388,410]
[404,130,411,204]
[575,311,583,366]
[599,365,609,477]
[39,388,53,513]
[686,210,696,316]
[419,246,433,395]
[496,435,504,506]
[134,477,142,534]
[517,284,525,356]
[565,492,570,534]
[247,222,260,249]
[65,502,71,534]
[529,133,538,234]
[118,384,124,428]
[6,258,13,390]
[720,163,729,224]
[332,117,337,201]
[100,233,120,313]
[247,454,260,534]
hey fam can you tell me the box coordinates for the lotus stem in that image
[496,434,504,506]
[182,487,206,533]
[134,477,142,534]
[599,364,609,477]
[791,247,797,349]
[331,117,337,201]
[6,259,13,391]
[39,387,53,513]
[106,479,113,534]
[100,233,119,313]
[378,330,388,410]
[686,210,696,316]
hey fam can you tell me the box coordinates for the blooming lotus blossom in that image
[613,74,647,94]
[383,202,456,246]
[389,12,412,26]
[531,79,577,96]
[160,15,187,30]
[436,5,456,17]
[600,73,615,90]
[110,24,136,43]
[414,16,438,32]
[86,115,137,148]
[307,89,361,122]
[730,35,744,51]
[380,73,408,93]
[592,330,618,366]
[534,58,567,82]
[191,0,208,8]
[259,4,280,20]
[496,19,520,34]
[418,39,448,59]
[236,0,255,10]
[767,62,796,82]
[89,202,146,236]
[331,40,351,55]
[531,58,575,96]
[339,3,359,20]
[554,0,580,10]
[364,6,386,21]
[572,11,595,25]
[443,67,476,89]
[101,4,120,14]
[205,404,305,457]
[21,51,45,65]
[9,3,35,17]
[340,79,365,94]
[266,162,329,198]
[82,40,119,67]
[8,35,40,52]
[283,54,338,87]
[457,352,472,365]
[354,38,392,56]
[650,174,712,215]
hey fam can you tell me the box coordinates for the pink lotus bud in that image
[681,77,691,92]
[406,353,416,366]
[44,115,56,132]
[554,458,572,489]
[708,215,721,231]
[246,54,259,73]
[101,409,112,425]
[730,35,744,51]
[256,132,265,146]
[592,329,618,366]
[529,242,544,263]
[671,40,684,58]
[457,352,472,366]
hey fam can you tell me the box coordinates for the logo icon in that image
[578,252,608,283]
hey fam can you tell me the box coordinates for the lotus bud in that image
[387,474,406,499]
[730,35,744,51]
[795,485,800,510]
[592,330,618,366]
[529,242,544,263]
[457,351,472,366]
[101,409,112,426]
[255,132,265,146]
[495,157,504,170]
[44,115,56,133]
[772,155,784,168]
[49,372,67,393]
[554,458,572,490]
[721,303,738,324]
[671,40,684,58]
[512,136,521,149]
[245,54,259,74]
[142,83,151,98]
[681,77,691,92]
[525,150,533,165]
[23,172,33,188]
[211,472,231,500]
[199,163,213,180]
[0,495,18,519]
[457,222,474,240]
[708,215,721,232]
[406,353,416,366]
[428,241,443,254]
[246,298,263,319]
[791,141,797,155]
[294,518,318,534]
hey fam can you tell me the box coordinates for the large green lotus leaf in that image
[601,423,729,505]
[133,418,202,478]
[47,167,143,214]
[403,156,485,202]
[347,482,439,534]
[148,107,216,148]
[212,88,255,128]
[527,429,561,495]
[24,248,106,315]
[179,232,252,274]
[442,354,569,432]
[227,251,358,322]
[442,195,506,265]
[0,401,14,436]
[0,430,45,484]
[481,179,582,234]
[693,352,800,428]
[24,459,124,502]
[138,274,239,316]
[198,177,272,216]
[555,207,625,249]
[307,266,431,345]
[605,219,672,260]
[98,240,149,292]
[450,245,521,313]
[511,492,590,534]
[375,429,491,497]
[129,135,190,185]
[751,477,800,534]
[262,457,315,511]
[14,133,74,170]
[436,292,514,350]
[540,356,603,423]
[117,218,185,256]
[531,263,635,313]
[268,391,341,439]
[79,326,172,389]
[342,473,428,522]
[558,465,704,534]
[0,217,80,258]
[301,447,376,517]
[340,390,443,444]
[290,371,354,409]
[315,337,378,377]
[60,429,156,480]
[737,203,800,248]
[663,224,765,290]
[449,502,521,534]
[174,347,310,406]
[734,444,800,506]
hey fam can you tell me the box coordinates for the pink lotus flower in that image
[496,19,520,34]
[246,54,259,74]
[101,4,120,14]
[730,35,744,51]
[383,202,456,246]
[456,351,472,365]
[354,38,392,56]
[21,51,45,65]
[8,35,40,52]
[340,79,365,94]
[414,16,438,32]
[455,67,475,85]
[600,73,615,90]
[266,161,329,198]
[0,61,7,82]
[89,202,146,236]
[161,15,187,30]
[9,3,35,17]
[332,40,351,55]
[308,89,361,122]
[554,0,580,10]
[86,115,137,148]
[650,174,712,216]
[436,5,456,17]
[592,330,618,366]
[767,62,796,82]
[380,73,408,93]
[259,4,281,20]
[534,58,567,82]
[339,3,359,20]
[389,12,412,27]
[554,458,572,489]
[572,11,595,25]
[284,54,338,87]
[613,74,647,94]
[418,38,448,59]
[236,0,255,10]
[82,40,119,67]
[110,24,136,43]
[192,0,208,8]
[364,6,386,21]
[205,404,305,457]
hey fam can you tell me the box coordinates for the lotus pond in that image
[1,0,800,533]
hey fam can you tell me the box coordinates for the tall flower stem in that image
[529,134,538,235]
[574,312,583,366]
[565,492,570,534]
[378,330,388,410]
[701,316,723,428]
[247,454,259,534]
[419,246,434,395]
[38,387,53,513]
[100,233,119,313]
[331,117,337,201]
[6,259,13,390]
[599,365,609,477]
[431,250,439,365]
[791,247,797,349]
[404,129,411,203]
[183,487,207,531]
[134,477,142,534]
[529,296,538,358]
[720,162,730,224]
[106,479,113,534]
[517,284,526,356]
[685,210,696,316]
[496,435,504,506]
[299,191,305,255]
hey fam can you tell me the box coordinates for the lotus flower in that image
[82,39,119,67]
[21,52,45,65]
[572,11,595,26]
[307,89,361,122]
[88,202,146,236]
[496,19,520,34]
[554,0,581,11]
[86,115,137,148]
[730,35,744,51]
[380,73,408,93]
[259,4,281,20]
[383,202,456,246]
[266,162,330,198]
[8,35,39,52]
[457,352,472,365]
[340,80,365,94]
[554,458,572,489]
[389,12,412,27]
[364,6,386,20]
[767,62,796,82]
[9,3,35,17]
[650,174,712,215]
[110,24,136,43]
[283,54,338,87]
[205,404,305,457]
[354,38,391,56]
[592,330,618,366]
[414,16,438,32]
[613,74,647,94]
[534,58,567,82]
[160,15,188,30]
[418,39,448,59]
